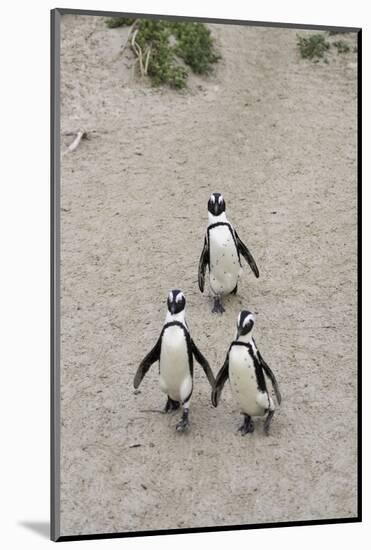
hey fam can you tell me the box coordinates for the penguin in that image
[133,290,215,432]
[198,193,259,313]
[211,310,281,435]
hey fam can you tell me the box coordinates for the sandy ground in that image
[59,15,358,537]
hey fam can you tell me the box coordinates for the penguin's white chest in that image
[209,226,241,295]
[159,326,191,402]
[229,345,267,416]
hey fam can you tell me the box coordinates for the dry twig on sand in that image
[144,46,151,75]
[131,29,145,76]
[63,131,87,155]
[130,28,152,77]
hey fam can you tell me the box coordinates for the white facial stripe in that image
[211,194,215,204]
[243,315,253,327]
[176,292,183,303]
[169,291,173,302]
[237,312,241,326]
[218,195,223,204]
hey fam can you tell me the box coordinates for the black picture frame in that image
[51,8,362,542]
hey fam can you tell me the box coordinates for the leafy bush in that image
[172,22,221,74]
[297,34,330,60]
[333,40,351,54]
[106,17,136,28]
[105,17,220,88]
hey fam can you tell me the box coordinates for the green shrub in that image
[297,33,330,60]
[172,22,221,74]
[105,17,220,88]
[105,17,136,28]
[333,40,351,53]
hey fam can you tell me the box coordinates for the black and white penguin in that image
[134,290,215,432]
[198,193,259,313]
[211,310,281,435]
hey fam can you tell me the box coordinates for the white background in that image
[0,0,368,547]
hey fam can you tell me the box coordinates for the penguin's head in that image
[167,290,186,315]
[208,193,226,216]
[236,310,255,339]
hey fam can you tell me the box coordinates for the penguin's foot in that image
[212,296,225,314]
[163,397,180,414]
[176,410,189,432]
[231,284,238,295]
[238,415,254,435]
[264,410,275,435]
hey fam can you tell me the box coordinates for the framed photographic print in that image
[51,7,361,542]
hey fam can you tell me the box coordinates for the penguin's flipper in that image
[133,337,162,389]
[191,339,215,388]
[211,352,230,407]
[234,230,259,278]
[257,350,282,405]
[198,236,209,293]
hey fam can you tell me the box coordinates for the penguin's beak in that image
[170,303,176,314]
[236,326,242,339]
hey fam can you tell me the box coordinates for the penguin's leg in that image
[163,396,180,413]
[264,410,275,435]
[212,295,225,314]
[238,414,255,435]
[176,378,192,432]
[176,400,190,432]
